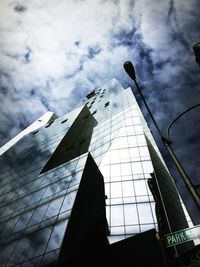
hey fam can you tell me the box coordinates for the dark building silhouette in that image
[0,79,196,266]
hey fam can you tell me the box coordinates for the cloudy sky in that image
[0,0,200,222]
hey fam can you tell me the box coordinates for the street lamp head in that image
[193,42,200,65]
[123,61,136,80]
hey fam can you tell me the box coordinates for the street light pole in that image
[123,60,200,210]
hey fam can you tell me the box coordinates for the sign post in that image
[164,225,200,247]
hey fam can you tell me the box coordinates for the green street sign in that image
[164,225,200,247]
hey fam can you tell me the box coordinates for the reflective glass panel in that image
[111,205,124,226]
[134,180,147,196]
[131,162,143,174]
[122,181,134,197]
[111,182,122,198]
[124,204,138,225]
[121,163,132,176]
[46,220,68,252]
[110,164,120,177]
[137,203,154,224]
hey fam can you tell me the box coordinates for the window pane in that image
[134,180,147,196]
[0,241,17,266]
[110,164,120,177]
[138,203,154,224]
[127,136,137,146]
[124,204,138,225]
[120,149,129,160]
[125,118,132,126]
[60,191,76,213]
[129,147,140,160]
[110,149,120,164]
[41,249,60,266]
[70,171,82,186]
[26,228,52,260]
[110,138,119,149]
[108,235,125,243]
[111,182,122,198]
[126,126,135,135]
[14,211,33,232]
[111,205,124,226]
[142,161,153,173]
[111,226,124,235]
[44,197,64,219]
[139,147,149,158]
[140,224,155,232]
[46,220,68,252]
[8,238,31,265]
[125,225,140,234]
[56,176,71,194]
[137,135,146,145]
[132,117,141,124]
[131,162,143,174]
[119,137,128,149]
[99,165,110,178]
[118,127,126,136]
[121,163,132,176]
[28,204,48,227]
[134,125,143,134]
[101,152,110,165]
[122,181,134,197]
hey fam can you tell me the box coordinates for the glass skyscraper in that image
[0,79,194,266]
[82,79,191,242]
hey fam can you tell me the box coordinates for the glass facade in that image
[0,79,191,266]
[83,80,157,243]
[83,79,191,252]
[0,112,58,156]
[0,105,104,266]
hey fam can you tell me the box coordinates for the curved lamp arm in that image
[167,103,200,142]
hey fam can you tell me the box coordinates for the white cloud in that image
[0,0,199,149]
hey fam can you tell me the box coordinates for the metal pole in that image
[162,137,200,209]
[124,60,200,210]
[133,76,200,211]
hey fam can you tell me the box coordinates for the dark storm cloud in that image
[74,41,81,47]
[166,0,177,24]
[6,52,21,60]
[40,95,50,110]
[24,46,32,63]
[87,45,102,59]
[123,1,198,122]
[112,28,137,47]
[166,0,189,50]
[14,4,26,13]
[5,46,32,64]
[111,25,154,93]
[64,65,83,80]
